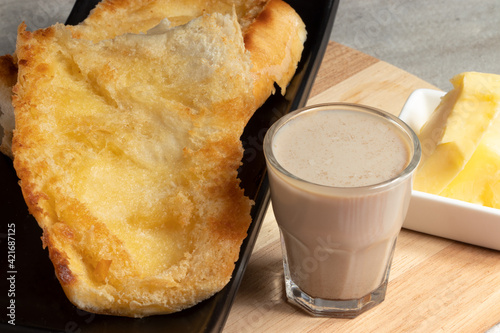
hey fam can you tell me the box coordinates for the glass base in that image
[284,277,387,318]
[280,229,395,318]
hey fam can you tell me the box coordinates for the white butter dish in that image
[399,88,500,251]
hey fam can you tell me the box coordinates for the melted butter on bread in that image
[1,0,270,157]
[8,0,306,318]
[13,12,255,317]
[73,0,269,39]
[1,0,305,158]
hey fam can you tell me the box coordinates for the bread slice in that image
[10,0,305,318]
[245,0,306,107]
[0,0,273,157]
[72,0,269,40]
[13,12,255,317]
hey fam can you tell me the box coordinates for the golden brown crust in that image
[13,14,256,317]
[245,0,306,107]
[1,0,306,158]
[72,0,269,40]
[10,0,305,318]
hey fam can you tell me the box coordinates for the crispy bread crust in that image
[72,0,269,40]
[1,0,305,158]
[13,14,255,317]
[10,0,305,317]
[245,0,306,107]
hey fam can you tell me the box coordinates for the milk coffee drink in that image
[264,104,421,316]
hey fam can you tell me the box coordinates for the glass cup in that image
[263,103,421,318]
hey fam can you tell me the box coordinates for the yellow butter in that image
[440,114,500,208]
[414,72,500,194]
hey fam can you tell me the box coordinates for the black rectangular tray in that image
[0,0,340,332]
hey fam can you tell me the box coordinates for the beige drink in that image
[263,103,420,317]
[272,110,410,187]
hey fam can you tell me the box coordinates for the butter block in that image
[414,72,500,194]
[440,114,500,208]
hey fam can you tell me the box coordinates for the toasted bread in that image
[0,0,268,156]
[11,0,305,317]
[245,0,306,107]
[72,0,269,39]
[13,12,255,317]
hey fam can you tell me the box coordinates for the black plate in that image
[0,0,339,332]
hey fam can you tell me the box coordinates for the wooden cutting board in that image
[223,41,500,333]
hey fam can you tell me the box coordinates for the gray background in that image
[331,0,500,90]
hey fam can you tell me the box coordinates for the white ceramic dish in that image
[399,88,500,251]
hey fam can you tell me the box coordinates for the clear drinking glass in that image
[263,103,421,318]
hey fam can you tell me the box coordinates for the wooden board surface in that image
[223,41,500,333]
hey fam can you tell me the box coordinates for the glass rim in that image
[263,102,422,192]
